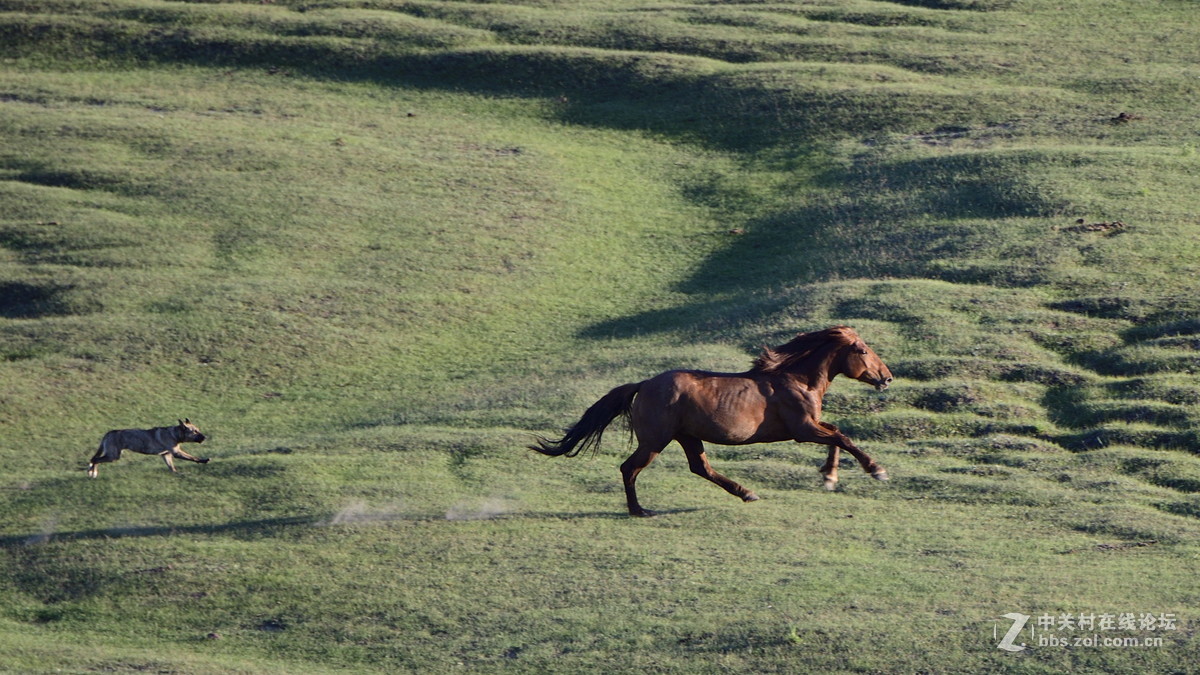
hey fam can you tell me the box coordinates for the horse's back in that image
[632,369,794,445]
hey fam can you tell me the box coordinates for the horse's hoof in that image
[823,479,837,491]
[630,508,656,518]
[743,492,760,503]
[872,469,889,481]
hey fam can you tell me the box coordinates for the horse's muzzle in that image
[875,377,892,391]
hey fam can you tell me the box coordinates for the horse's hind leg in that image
[620,440,667,517]
[819,446,840,491]
[679,436,759,503]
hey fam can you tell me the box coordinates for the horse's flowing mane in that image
[751,326,860,374]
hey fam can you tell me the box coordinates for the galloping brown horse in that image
[530,326,892,516]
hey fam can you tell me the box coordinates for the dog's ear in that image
[179,419,185,427]
[185,418,190,424]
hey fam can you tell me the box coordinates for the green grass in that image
[2,0,1200,672]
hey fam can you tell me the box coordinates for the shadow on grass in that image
[0,508,702,547]
[517,507,703,520]
[582,147,1077,339]
[0,281,101,319]
[0,515,317,548]
[0,16,1076,342]
[0,17,1021,152]
[319,507,703,524]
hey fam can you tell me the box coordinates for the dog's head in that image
[178,418,206,444]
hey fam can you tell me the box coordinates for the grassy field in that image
[2,0,1199,672]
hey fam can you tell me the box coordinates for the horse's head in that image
[841,339,893,391]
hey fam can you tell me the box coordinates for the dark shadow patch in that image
[1048,296,1153,322]
[0,222,138,268]
[0,17,1026,152]
[1053,426,1200,453]
[509,507,703,520]
[672,154,1070,294]
[889,0,1014,9]
[240,446,295,456]
[1123,317,1200,342]
[0,281,100,318]
[1069,517,1177,544]
[1156,499,1200,520]
[14,168,124,192]
[910,386,985,413]
[586,151,1074,341]
[1043,386,1194,429]
[256,618,287,632]
[1059,539,1157,554]
[0,515,317,549]
[201,462,288,479]
[1150,476,1200,493]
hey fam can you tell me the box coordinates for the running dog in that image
[87,419,209,477]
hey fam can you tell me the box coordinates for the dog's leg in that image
[172,448,210,465]
[160,452,177,472]
[88,442,114,478]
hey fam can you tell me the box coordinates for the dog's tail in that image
[529,382,640,457]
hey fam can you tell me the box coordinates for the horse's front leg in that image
[818,421,888,481]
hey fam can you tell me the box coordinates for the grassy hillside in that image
[1,0,1199,672]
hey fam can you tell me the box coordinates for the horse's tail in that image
[529,382,641,457]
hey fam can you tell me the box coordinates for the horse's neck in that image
[782,369,835,395]
[782,345,840,393]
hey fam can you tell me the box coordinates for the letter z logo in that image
[996,612,1031,652]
